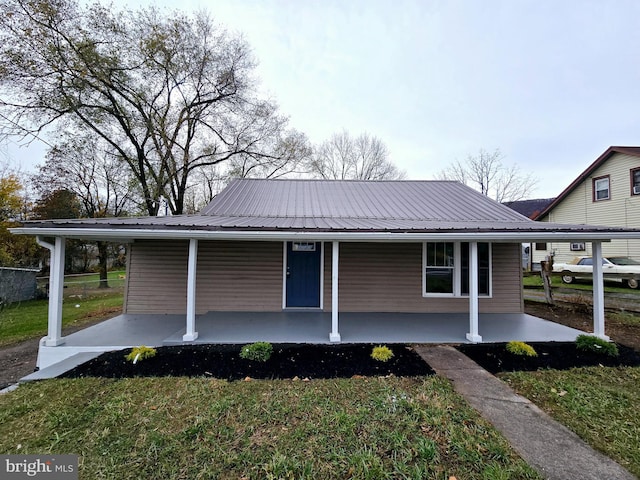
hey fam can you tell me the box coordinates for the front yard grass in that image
[0,292,123,347]
[523,273,639,294]
[0,376,540,479]
[503,367,640,478]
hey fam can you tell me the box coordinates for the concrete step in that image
[21,352,102,381]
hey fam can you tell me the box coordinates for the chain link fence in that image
[37,271,126,300]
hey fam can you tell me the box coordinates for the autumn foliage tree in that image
[0,164,38,266]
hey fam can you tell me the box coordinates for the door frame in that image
[282,241,324,309]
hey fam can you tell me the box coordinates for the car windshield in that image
[607,257,640,266]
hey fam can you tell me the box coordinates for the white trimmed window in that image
[593,176,610,201]
[423,242,491,297]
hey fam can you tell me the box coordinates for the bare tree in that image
[0,0,300,215]
[435,149,537,202]
[34,133,137,286]
[308,131,405,180]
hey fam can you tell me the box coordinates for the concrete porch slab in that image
[29,310,585,375]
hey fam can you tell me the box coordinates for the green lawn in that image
[0,292,123,347]
[503,367,640,478]
[522,273,640,294]
[0,376,540,480]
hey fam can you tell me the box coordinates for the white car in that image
[553,256,640,289]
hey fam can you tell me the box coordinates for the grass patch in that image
[503,367,640,477]
[609,311,640,327]
[0,292,123,347]
[0,377,540,479]
[522,274,639,294]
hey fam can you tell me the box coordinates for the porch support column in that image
[591,241,608,340]
[330,241,341,342]
[466,241,482,343]
[183,238,199,342]
[39,236,65,346]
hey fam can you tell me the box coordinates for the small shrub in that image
[240,342,273,362]
[371,345,394,362]
[125,345,157,363]
[506,341,537,357]
[575,335,619,357]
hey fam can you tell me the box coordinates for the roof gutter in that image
[36,235,55,252]
[11,227,640,242]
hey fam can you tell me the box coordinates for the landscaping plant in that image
[239,342,273,362]
[125,345,157,363]
[371,345,394,362]
[506,341,538,357]
[575,335,619,357]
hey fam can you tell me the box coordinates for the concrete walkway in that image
[415,345,636,480]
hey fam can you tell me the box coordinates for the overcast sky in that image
[6,0,640,199]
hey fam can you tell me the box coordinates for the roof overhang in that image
[11,226,640,243]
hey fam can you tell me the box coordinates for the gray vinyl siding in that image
[195,241,283,312]
[323,242,522,313]
[125,240,189,314]
[126,240,522,314]
[125,240,282,314]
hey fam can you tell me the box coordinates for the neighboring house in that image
[0,266,39,305]
[503,198,556,220]
[532,146,640,265]
[503,198,556,270]
[11,179,640,370]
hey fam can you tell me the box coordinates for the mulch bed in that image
[457,342,640,374]
[59,344,434,381]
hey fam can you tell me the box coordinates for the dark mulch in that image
[457,342,640,374]
[59,344,434,381]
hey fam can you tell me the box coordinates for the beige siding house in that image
[12,178,640,370]
[533,146,640,265]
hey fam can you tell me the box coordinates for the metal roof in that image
[12,179,640,238]
[503,198,555,219]
[201,179,532,222]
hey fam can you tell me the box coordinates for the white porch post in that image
[330,240,341,342]
[592,241,609,340]
[466,241,482,343]
[46,236,65,346]
[183,238,199,342]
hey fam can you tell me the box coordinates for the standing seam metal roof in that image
[200,179,531,222]
[17,179,640,234]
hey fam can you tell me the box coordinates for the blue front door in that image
[286,242,321,308]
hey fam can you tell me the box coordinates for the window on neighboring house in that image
[570,242,585,251]
[631,168,640,196]
[535,243,547,251]
[593,176,610,201]
[424,242,491,296]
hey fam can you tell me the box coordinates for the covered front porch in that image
[32,310,585,371]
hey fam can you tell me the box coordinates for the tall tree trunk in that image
[97,241,109,289]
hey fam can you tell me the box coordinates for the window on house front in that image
[570,242,585,251]
[535,243,547,251]
[631,168,640,196]
[593,176,610,201]
[461,243,490,295]
[424,242,491,296]
[424,242,455,294]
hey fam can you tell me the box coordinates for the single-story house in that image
[11,179,640,371]
[532,146,640,264]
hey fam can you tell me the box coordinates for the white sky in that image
[6,0,640,198]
